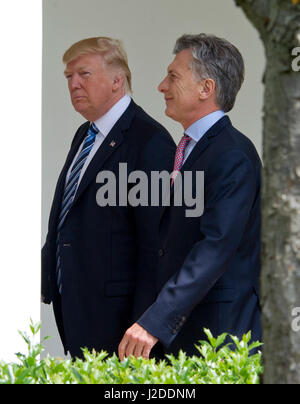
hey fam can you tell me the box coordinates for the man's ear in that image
[112,73,125,92]
[198,78,216,100]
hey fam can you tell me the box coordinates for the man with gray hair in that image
[119,34,262,360]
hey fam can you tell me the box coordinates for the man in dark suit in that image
[119,34,262,360]
[41,37,176,358]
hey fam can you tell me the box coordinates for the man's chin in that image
[73,102,87,114]
[165,107,172,118]
[165,107,178,122]
[72,104,91,120]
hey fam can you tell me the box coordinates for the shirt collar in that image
[93,94,131,137]
[185,110,225,142]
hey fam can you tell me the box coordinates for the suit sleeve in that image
[137,149,258,347]
[41,239,53,304]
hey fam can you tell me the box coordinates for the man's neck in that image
[182,106,221,131]
[84,90,127,122]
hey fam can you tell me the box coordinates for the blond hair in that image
[63,37,132,93]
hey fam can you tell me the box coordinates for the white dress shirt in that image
[65,94,132,187]
[183,110,225,165]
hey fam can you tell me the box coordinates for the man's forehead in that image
[64,53,104,72]
[167,50,193,73]
[167,61,180,75]
[64,62,88,72]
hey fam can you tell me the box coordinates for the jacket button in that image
[158,249,165,257]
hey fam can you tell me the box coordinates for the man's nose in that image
[158,77,168,93]
[69,74,82,90]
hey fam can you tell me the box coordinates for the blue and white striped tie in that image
[56,123,99,293]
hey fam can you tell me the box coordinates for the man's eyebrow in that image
[64,65,91,76]
[168,68,181,77]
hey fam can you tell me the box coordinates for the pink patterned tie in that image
[171,134,191,186]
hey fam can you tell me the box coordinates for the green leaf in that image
[215,333,228,349]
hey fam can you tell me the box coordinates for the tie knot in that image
[89,122,99,137]
[178,134,191,149]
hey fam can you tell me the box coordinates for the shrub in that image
[0,320,263,384]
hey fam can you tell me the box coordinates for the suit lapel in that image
[71,100,137,207]
[159,116,231,223]
[179,115,231,175]
[159,136,210,224]
[48,122,90,234]
[59,123,90,185]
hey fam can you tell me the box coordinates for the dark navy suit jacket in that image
[137,116,262,356]
[42,100,176,358]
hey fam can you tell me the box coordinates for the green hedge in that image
[0,320,263,384]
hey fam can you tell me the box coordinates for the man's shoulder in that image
[127,101,175,147]
[130,102,170,135]
[209,116,261,165]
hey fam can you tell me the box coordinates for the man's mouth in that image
[73,96,87,102]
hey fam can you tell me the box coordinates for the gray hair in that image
[174,34,245,113]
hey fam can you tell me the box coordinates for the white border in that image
[0,0,42,362]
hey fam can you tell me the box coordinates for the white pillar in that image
[0,0,42,362]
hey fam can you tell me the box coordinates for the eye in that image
[80,71,91,78]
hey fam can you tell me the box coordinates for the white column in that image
[0,0,42,362]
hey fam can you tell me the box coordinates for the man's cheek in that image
[176,82,186,96]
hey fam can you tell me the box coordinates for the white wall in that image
[0,1,41,362]
[42,0,265,357]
